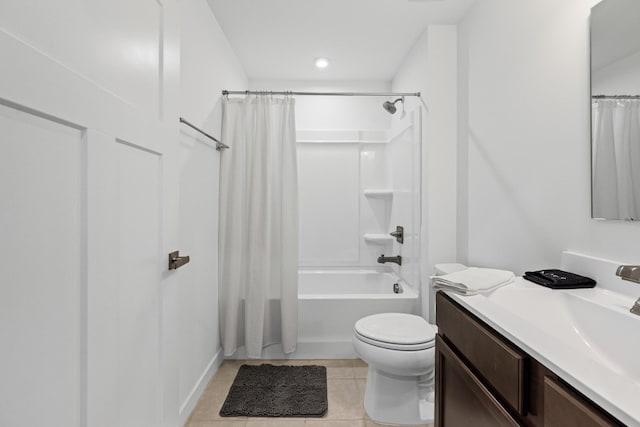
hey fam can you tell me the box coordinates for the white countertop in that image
[445,277,640,427]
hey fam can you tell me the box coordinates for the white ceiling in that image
[206,0,476,81]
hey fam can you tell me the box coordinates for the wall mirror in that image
[591,0,640,220]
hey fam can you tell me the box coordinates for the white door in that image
[0,100,86,427]
[0,1,177,425]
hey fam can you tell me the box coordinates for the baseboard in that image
[179,348,224,426]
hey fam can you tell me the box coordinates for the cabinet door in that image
[435,335,519,427]
[544,377,620,427]
[436,292,527,415]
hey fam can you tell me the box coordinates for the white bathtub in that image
[299,270,416,298]
[294,269,419,358]
[231,269,419,359]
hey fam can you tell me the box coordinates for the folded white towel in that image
[430,267,515,296]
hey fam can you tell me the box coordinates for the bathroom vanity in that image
[432,251,640,427]
[434,292,624,427]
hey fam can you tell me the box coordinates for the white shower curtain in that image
[592,99,640,220]
[219,95,299,358]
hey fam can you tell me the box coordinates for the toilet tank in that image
[422,263,468,321]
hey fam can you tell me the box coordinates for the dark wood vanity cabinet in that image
[435,292,624,427]
[435,335,520,426]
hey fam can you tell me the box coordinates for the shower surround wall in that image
[387,113,422,288]
[295,114,421,289]
[297,129,392,268]
[250,80,421,286]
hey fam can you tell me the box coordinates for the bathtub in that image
[239,269,419,359]
[299,269,415,298]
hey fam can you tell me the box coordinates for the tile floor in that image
[185,359,433,427]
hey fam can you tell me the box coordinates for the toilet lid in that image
[354,313,436,350]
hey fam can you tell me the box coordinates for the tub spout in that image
[377,254,402,266]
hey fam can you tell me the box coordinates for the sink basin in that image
[476,282,640,383]
[562,291,640,381]
[478,286,577,333]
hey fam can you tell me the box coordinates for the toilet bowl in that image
[352,263,467,426]
[352,313,436,426]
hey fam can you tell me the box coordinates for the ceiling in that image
[206,0,476,81]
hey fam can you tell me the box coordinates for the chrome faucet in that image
[378,254,402,266]
[615,265,640,316]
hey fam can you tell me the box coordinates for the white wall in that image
[592,50,640,95]
[457,0,640,275]
[175,0,247,424]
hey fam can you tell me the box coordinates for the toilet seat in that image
[354,313,436,351]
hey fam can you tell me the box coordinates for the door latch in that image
[168,250,190,270]
[390,225,404,244]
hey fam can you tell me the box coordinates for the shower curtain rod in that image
[592,95,640,99]
[222,90,421,97]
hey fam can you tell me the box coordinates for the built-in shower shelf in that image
[363,189,394,199]
[363,234,394,244]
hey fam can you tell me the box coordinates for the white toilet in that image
[352,263,467,426]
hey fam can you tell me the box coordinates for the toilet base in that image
[363,366,435,426]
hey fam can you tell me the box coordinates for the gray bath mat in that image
[219,364,328,417]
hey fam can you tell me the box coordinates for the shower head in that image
[383,100,397,114]
[383,97,404,114]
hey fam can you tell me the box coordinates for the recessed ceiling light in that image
[314,57,330,69]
